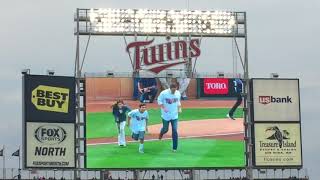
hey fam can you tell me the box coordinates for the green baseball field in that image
[86,106,245,168]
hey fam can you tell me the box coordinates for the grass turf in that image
[86,108,243,139]
[86,138,245,168]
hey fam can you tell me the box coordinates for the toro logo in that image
[258,96,292,105]
[34,125,67,145]
[204,78,229,95]
[31,85,69,113]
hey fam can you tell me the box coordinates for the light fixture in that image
[106,70,114,77]
[217,71,224,78]
[270,73,279,78]
[47,70,55,76]
[21,69,30,75]
[86,8,236,35]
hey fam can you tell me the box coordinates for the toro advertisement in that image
[198,78,243,98]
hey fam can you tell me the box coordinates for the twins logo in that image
[136,116,147,121]
[126,39,201,74]
[165,98,178,104]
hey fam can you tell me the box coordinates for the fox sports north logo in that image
[34,125,67,145]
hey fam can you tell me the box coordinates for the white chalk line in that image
[87,131,244,146]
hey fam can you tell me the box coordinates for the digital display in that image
[85,77,245,168]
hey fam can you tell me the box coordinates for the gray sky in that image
[0,0,319,179]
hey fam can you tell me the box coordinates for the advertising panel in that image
[252,79,300,122]
[199,78,243,98]
[24,75,76,123]
[203,78,229,95]
[85,77,245,169]
[26,122,75,168]
[23,74,76,169]
[253,123,302,167]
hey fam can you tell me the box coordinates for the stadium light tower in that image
[75,8,246,79]
[76,8,245,37]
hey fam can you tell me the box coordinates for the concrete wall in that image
[86,78,197,101]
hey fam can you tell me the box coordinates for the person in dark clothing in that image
[227,78,243,120]
[111,99,131,146]
[138,78,158,103]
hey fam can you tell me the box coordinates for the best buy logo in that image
[31,85,69,113]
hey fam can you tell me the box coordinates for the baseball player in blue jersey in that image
[227,78,243,120]
[127,103,149,153]
[157,83,182,152]
[111,99,131,147]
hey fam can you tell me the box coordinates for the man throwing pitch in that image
[157,83,182,152]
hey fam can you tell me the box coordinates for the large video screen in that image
[85,77,245,168]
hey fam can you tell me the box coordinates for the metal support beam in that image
[243,12,253,180]
[74,8,86,179]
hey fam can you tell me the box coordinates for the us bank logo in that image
[31,85,70,113]
[258,96,292,105]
